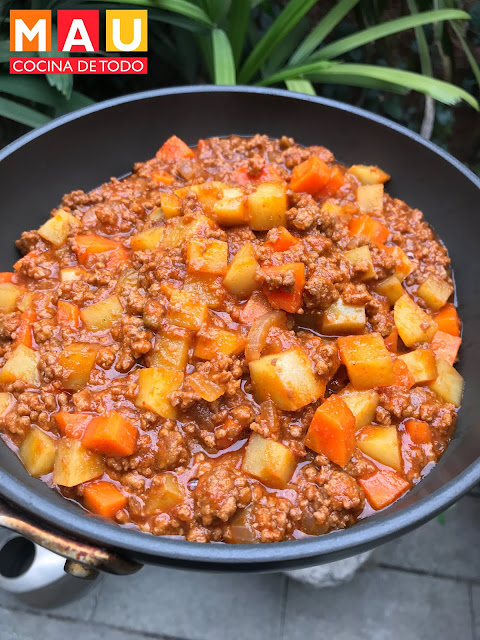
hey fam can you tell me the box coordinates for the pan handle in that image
[0,496,142,579]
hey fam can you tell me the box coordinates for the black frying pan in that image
[0,86,478,574]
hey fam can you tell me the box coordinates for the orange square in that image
[10,10,51,52]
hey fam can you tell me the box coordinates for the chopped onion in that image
[245,310,287,362]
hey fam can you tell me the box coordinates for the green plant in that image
[0,0,479,129]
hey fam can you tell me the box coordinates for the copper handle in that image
[0,496,142,578]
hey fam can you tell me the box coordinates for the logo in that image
[9,9,148,75]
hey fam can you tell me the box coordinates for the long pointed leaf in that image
[0,76,68,107]
[81,0,213,26]
[0,41,10,63]
[290,0,360,65]
[263,17,308,76]
[227,0,251,66]
[0,96,50,128]
[408,0,435,139]
[261,62,479,109]
[309,9,470,61]
[285,78,316,94]
[212,28,236,84]
[238,0,318,84]
[449,20,480,89]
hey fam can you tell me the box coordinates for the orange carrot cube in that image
[57,300,81,329]
[156,135,193,161]
[433,303,461,337]
[261,263,305,313]
[290,156,331,194]
[83,481,127,519]
[348,215,389,243]
[55,411,92,439]
[404,419,431,445]
[431,330,461,365]
[305,395,356,467]
[82,411,137,457]
[359,469,409,510]
[265,227,300,252]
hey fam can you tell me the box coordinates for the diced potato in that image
[321,298,366,335]
[160,192,181,219]
[184,273,224,310]
[356,184,383,214]
[212,188,248,226]
[60,267,85,283]
[130,226,164,251]
[135,367,184,419]
[58,343,98,391]
[428,358,464,407]
[349,165,390,185]
[175,182,227,214]
[115,267,139,294]
[338,334,395,390]
[373,275,404,305]
[0,283,22,313]
[147,207,164,223]
[0,392,14,417]
[223,242,259,299]
[186,238,228,276]
[167,290,208,331]
[151,330,191,370]
[16,292,33,313]
[242,433,296,489]
[386,245,412,282]
[417,276,454,311]
[321,200,358,221]
[338,385,379,429]
[145,474,184,515]
[52,438,104,487]
[0,345,39,386]
[37,209,79,247]
[343,245,376,281]
[162,215,215,249]
[394,294,438,347]
[19,427,56,477]
[80,295,123,331]
[357,425,402,472]
[398,349,438,385]
[247,181,287,230]
[194,327,245,359]
[249,347,324,411]
[189,372,225,402]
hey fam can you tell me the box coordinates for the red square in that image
[57,10,99,52]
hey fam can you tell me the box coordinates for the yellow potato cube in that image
[247,182,287,230]
[52,438,104,487]
[343,245,376,281]
[58,343,98,391]
[175,182,227,215]
[167,290,208,331]
[223,242,259,299]
[417,276,454,311]
[212,188,248,226]
[188,372,225,402]
[151,330,191,370]
[356,184,384,214]
[338,334,395,390]
[0,283,22,313]
[0,392,14,417]
[349,165,390,185]
[20,427,56,477]
[398,349,438,385]
[357,425,402,472]
[130,226,164,251]
[338,385,379,429]
[249,347,324,411]
[0,345,39,386]
[37,209,79,247]
[145,474,184,515]
[16,292,33,313]
[136,367,184,419]
[186,238,228,276]
[321,298,366,335]
[80,295,123,331]
[373,276,404,306]
[428,358,463,407]
[194,327,245,360]
[160,192,181,219]
[242,433,296,489]
[394,294,438,347]
[163,215,215,249]
[184,273,224,309]
[60,267,85,283]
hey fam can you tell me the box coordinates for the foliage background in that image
[0,0,479,174]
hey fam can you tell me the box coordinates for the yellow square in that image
[106,10,147,52]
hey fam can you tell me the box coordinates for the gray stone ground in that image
[0,489,477,640]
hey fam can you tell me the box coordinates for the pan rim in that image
[0,84,479,567]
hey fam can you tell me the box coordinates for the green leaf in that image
[0,76,65,107]
[0,41,10,63]
[238,0,318,84]
[285,78,316,94]
[263,17,308,76]
[309,9,470,61]
[261,62,479,109]
[204,0,231,23]
[290,0,360,65]
[0,96,50,128]
[227,0,251,66]
[38,26,73,99]
[407,0,433,76]
[212,28,236,85]
[449,20,480,89]
[88,0,213,27]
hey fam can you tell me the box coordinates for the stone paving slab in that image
[91,566,286,640]
[374,495,480,581]
[284,567,473,640]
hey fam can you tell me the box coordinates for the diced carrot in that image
[319,166,345,196]
[55,411,92,439]
[239,291,273,325]
[290,156,331,194]
[433,303,461,337]
[82,411,137,457]
[359,469,409,510]
[391,359,415,389]
[384,327,398,353]
[261,263,305,313]
[265,227,300,252]
[72,235,128,270]
[83,481,127,519]
[304,395,356,467]
[57,300,81,329]
[430,330,461,365]
[231,164,281,185]
[151,169,174,185]
[349,215,389,243]
[0,273,15,283]
[404,419,431,445]
[156,135,194,161]
[13,309,35,349]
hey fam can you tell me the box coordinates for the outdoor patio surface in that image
[0,486,478,640]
